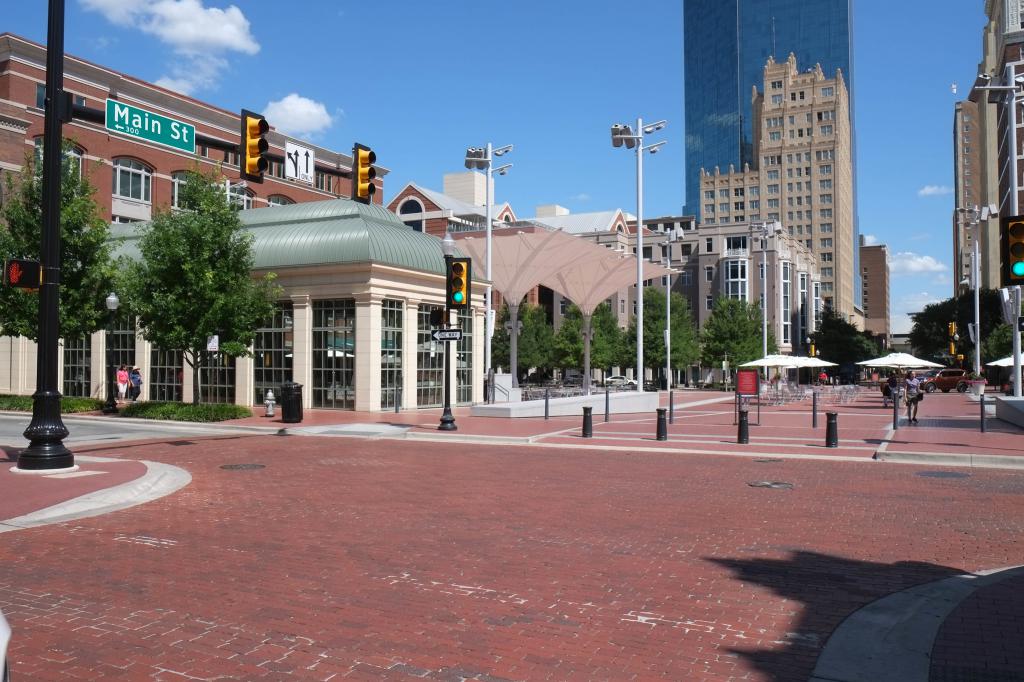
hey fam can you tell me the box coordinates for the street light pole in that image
[19,0,73,471]
[439,233,457,431]
[611,118,666,391]
[664,250,672,389]
[751,220,781,366]
[465,144,511,401]
[102,292,120,414]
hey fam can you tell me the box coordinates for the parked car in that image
[1,607,10,682]
[922,368,969,393]
[604,375,637,387]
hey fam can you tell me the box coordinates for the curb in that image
[810,564,1024,682]
[874,450,1024,470]
[0,455,191,532]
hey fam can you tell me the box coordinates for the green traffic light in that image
[1013,261,1024,277]
[453,291,464,303]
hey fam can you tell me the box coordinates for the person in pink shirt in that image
[116,365,129,401]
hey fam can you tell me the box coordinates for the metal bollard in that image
[656,408,668,441]
[395,387,401,413]
[892,387,900,431]
[737,408,749,444]
[825,411,839,448]
[605,387,610,422]
[980,393,986,433]
[582,406,593,438]
[812,390,818,429]
[669,390,675,424]
[544,388,550,420]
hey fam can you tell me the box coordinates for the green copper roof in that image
[111,198,456,275]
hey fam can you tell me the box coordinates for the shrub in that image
[120,401,253,422]
[0,394,104,413]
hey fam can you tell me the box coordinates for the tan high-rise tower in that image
[700,53,854,317]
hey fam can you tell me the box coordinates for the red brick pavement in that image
[1,434,1023,680]
[930,571,1024,681]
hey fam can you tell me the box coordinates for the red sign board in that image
[3,258,41,289]
[736,369,760,397]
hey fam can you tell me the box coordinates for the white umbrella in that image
[792,356,837,368]
[987,355,1015,367]
[857,352,943,369]
[740,354,798,368]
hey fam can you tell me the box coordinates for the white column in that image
[134,323,150,400]
[402,299,420,410]
[473,304,485,403]
[290,294,312,408]
[89,329,106,399]
[235,354,254,406]
[354,294,382,412]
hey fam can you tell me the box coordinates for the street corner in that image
[0,451,190,532]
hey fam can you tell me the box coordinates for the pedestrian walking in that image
[129,367,143,402]
[905,370,923,424]
[116,365,129,401]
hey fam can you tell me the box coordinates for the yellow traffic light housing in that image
[240,109,269,183]
[1002,215,1024,286]
[446,257,471,310]
[352,143,376,204]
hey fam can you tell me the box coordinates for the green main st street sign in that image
[105,99,196,154]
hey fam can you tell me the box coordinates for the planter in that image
[968,380,987,396]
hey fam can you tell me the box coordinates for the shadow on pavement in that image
[708,550,966,680]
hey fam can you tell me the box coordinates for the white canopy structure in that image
[456,227,670,390]
[541,251,671,394]
[987,356,1015,368]
[741,354,837,369]
[857,352,943,369]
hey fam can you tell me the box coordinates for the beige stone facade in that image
[953,100,982,296]
[699,54,854,318]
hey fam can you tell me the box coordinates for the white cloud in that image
[862,234,878,246]
[571,193,591,202]
[263,94,334,138]
[917,184,953,197]
[891,291,944,333]
[889,251,948,275]
[81,0,259,94]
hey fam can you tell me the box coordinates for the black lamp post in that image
[102,292,119,414]
[438,233,457,431]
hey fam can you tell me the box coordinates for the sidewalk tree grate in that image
[753,458,783,463]
[220,464,265,471]
[916,471,969,479]
[748,481,793,489]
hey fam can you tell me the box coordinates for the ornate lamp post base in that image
[17,391,73,471]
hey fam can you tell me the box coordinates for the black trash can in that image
[280,381,303,423]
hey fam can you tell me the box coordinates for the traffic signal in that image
[948,321,957,356]
[446,257,471,310]
[3,258,41,288]
[352,143,376,203]
[240,109,269,183]
[809,343,816,358]
[1000,215,1024,286]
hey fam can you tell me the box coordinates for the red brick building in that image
[0,32,384,221]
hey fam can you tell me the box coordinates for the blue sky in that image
[5,0,987,332]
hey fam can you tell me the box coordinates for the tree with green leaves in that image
[515,303,555,383]
[553,301,624,387]
[983,323,1013,363]
[811,308,879,367]
[909,289,1005,364]
[120,169,279,404]
[699,297,776,367]
[0,142,115,342]
[621,288,700,382]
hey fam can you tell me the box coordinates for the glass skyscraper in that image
[683,0,853,217]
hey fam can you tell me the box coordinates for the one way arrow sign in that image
[431,329,463,342]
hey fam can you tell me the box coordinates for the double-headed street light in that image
[102,292,120,414]
[611,118,667,391]
[465,143,512,401]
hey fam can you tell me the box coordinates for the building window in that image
[769,131,782,141]
[313,299,356,409]
[171,171,187,208]
[799,272,808,339]
[456,310,474,405]
[267,195,295,206]
[820,194,833,204]
[112,158,152,203]
[719,203,729,212]
[718,188,729,198]
[229,185,254,209]
[781,262,792,344]
[821,252,834,262]
[705,265,714,282]
[821,87,834,97]
[62,336,91,398]
[767,170,780,180]
[34,137,83,178]
[821,223,833,233]
[315,171,334,193]
[681,270,693,286]
[725,259,747,301]
[817,110,835,122]
[820,125,834,136]
[704,190,714,199]
[771,94,783,105]
[816,150,834,161]
[706,295,713,311]
[705,237,714,253]
[733,187,744,197]
[150,347,183,402]
[200,353,236,404]
[417,305,445,407]
[107,317,136,385]
[820,208,833,218]
[819,179,833,190]
[253,302,293,405]
[820,238,833,248]
[380,300,403,410]
[771,80,783,90]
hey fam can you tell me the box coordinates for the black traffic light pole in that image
[19,0,73,471]
[438,255,457,431]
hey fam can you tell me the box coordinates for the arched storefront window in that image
[228,184,254,209]
[312,299,356,409]
[267,195,295,207]
[34,137,83,178]
[171,171,188,208]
